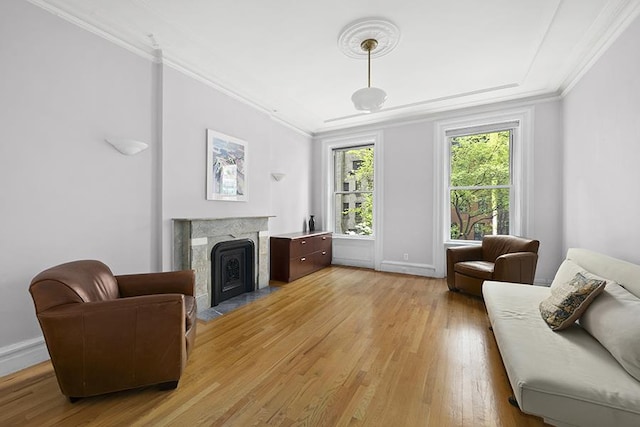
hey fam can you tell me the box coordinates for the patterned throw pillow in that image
[539,272,606,331]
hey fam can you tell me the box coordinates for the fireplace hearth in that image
[211,239,255,306]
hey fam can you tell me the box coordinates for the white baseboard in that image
[0,336,49,377]
[379,260,439,277]
[331,258,375,269]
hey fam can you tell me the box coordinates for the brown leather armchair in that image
[446,235,540,296]
[29,260,197,401]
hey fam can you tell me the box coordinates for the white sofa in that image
[483,248,640,427]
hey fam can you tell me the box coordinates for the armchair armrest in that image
[37,294,187,397]
[446,245,483,289]
[494,252,539,284]
[116,270,195,297]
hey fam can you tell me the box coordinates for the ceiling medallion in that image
[338,18,400,59]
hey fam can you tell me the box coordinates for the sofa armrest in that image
[494,252,539,284]
[116,270,195,297]
[446,245,483,289]
[36,294,186,397]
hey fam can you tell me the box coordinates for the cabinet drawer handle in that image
[300,257,306,262]
[301,240,306,245]
[322,236,327,240]
[322,251,327,255]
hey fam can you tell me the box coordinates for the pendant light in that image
[351,38,387,112]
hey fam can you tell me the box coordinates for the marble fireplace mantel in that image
[173,216,272,310]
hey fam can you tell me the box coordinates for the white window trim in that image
[433,107,534,277]
[321,131,384,269]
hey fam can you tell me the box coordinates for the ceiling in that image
[30,0,640,135]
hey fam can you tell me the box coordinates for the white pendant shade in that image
[351,87,387,112]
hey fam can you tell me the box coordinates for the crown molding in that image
[27,0,313,139]
[160,57,313,138]
[26,0,639,136]
[27,0,156,62]
[560,0,640,97]
[313,91,561,137]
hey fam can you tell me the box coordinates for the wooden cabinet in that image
[270,231,332,282]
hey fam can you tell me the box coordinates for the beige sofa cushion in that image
[566,248,640,299]
[551,259,609,288]
[540,272,605,330]
[580,282,640,382]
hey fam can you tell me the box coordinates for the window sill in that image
[444,240,481,248]
[333,234,375,241]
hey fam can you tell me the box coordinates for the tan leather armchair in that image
[29,260,197,401]
[446,235,540,296]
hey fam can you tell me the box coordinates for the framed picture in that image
[206,129,247,201]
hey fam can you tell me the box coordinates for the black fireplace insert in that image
[211,239,255,306]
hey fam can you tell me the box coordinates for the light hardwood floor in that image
[0,266,549,426]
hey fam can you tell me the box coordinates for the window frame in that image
[322,131,383,242]
[332,144,375,236]
[448,127,514,242]
[433,108,534,276]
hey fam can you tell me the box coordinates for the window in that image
[323,131,381,269]
[333,145,374,235]
[434,108,531,276]
[448,129,512,241]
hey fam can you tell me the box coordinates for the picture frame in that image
[206,129,248,201]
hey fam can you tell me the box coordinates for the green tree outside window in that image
[450,131,510,240]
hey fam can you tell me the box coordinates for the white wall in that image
[532,100,565,280]
[313,98,564,283]
[0,0,154,373]
[563,13,640,264]
[268,119,314,235]
[0,0,312,375]
[382,121,435,272]
[161,67,312,269]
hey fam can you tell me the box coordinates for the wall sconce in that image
[271,172,286,181]
[105,138,149,155]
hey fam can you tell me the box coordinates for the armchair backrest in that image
[29,260,119,313]
[481,235,540,262]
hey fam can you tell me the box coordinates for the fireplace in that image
[211,239,255,306]
[173,216,271,310]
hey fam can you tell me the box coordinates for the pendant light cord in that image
[367,47,371,88]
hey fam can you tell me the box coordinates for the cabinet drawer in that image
[313,247,332,269]
[290,237,313,258]
[289,255,316,281]
[314,234,332,252]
